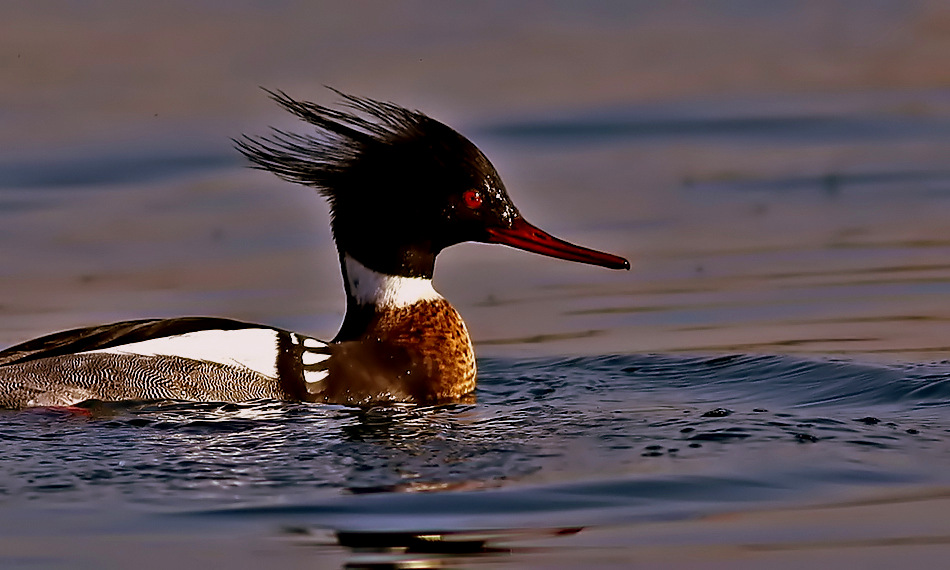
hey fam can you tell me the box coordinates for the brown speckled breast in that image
[321,299,476,405]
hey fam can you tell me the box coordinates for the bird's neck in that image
[329,253,477,402]
[333,254,443,341]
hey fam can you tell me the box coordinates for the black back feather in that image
[0,317,263,367]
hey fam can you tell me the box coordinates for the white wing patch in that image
[302,352,330,366]
[83,328,281,378]
[299,335,330,389]
[304,369,329,385]
[344,255,442,308]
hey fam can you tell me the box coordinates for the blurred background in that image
[2,0,950,360]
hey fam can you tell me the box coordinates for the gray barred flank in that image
[0,353,284,408]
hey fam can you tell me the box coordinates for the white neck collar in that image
[343,254,443,308]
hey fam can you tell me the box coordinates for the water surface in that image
[1,355,949,568]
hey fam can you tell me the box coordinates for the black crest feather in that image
[233,88,514,278]
[233,88,439,198]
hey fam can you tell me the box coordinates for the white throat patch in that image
[344,255,442,308]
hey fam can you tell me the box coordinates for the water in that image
[6,355,950,507]
[4,2,950,568]
[1,356,948,567]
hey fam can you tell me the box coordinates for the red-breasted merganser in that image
[0,90,628,408]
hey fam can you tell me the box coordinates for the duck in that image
[0,89,628,409]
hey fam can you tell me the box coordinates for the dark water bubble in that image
[701,408,733,417]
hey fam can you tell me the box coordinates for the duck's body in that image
[0,257,475,407]
[0,90,627,409]
[0,319,305,407]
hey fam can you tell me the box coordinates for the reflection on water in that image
[2,355,948,505]
[0,151,237,190]
[0,355,947,567]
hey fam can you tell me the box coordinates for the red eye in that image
[463,190,483,209]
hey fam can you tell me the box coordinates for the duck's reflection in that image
[280,523,583,570]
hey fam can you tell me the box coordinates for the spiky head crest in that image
[235,89,518,278]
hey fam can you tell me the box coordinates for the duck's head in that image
[236,89,629,278]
